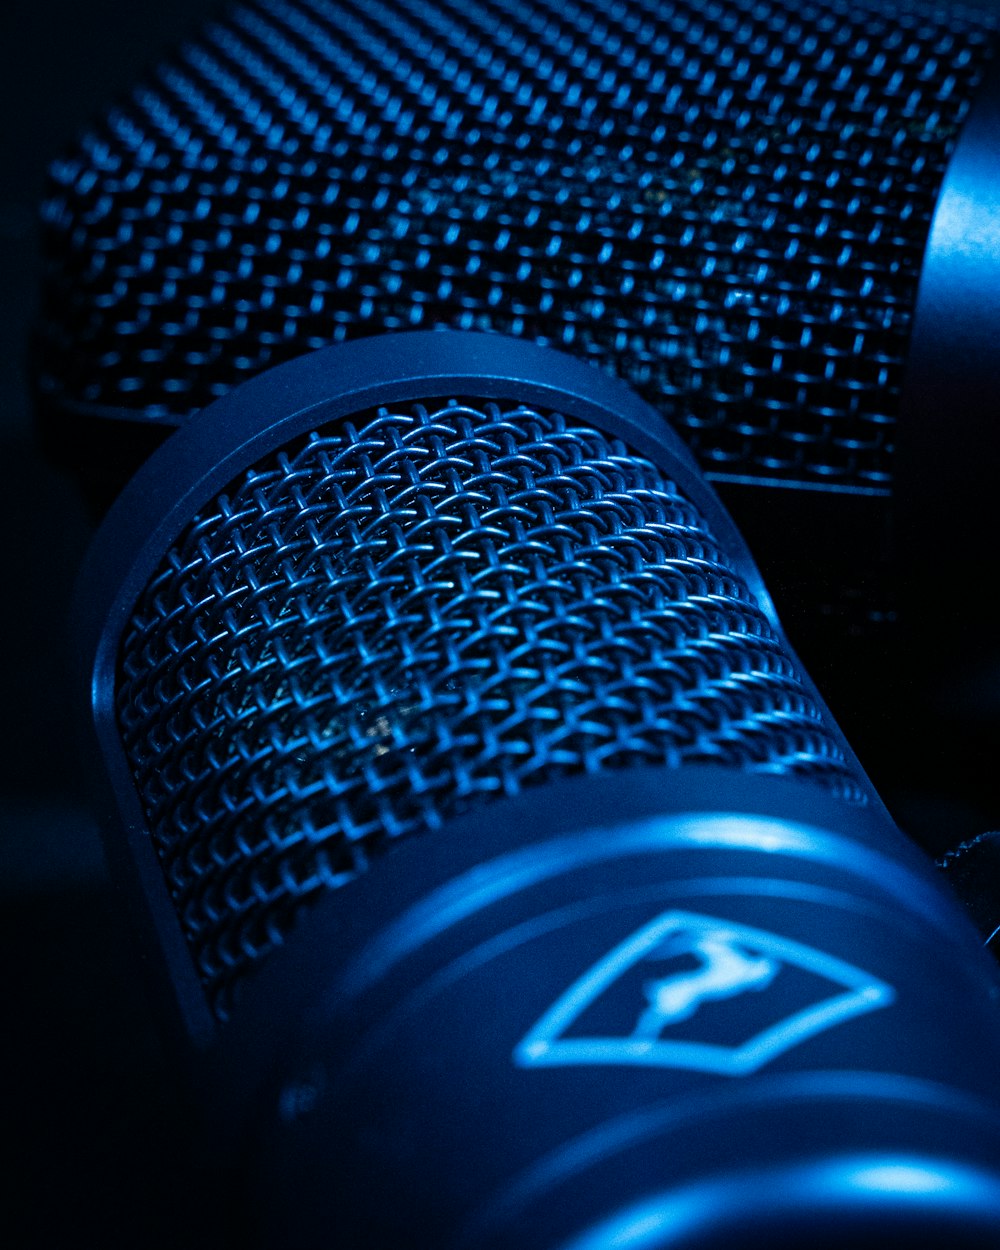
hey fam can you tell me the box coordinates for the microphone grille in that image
[115,397,863,1016]
[37,0,1000,495]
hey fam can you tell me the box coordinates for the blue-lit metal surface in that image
[334,806,962,1002]
[462,1070,1000,1244]
[37,0,1000,497]
[224,766,1000,1248]
[555,1155,1000,1248]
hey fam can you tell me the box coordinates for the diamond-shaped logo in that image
[514,910,895,1077]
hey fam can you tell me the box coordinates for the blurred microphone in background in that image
[32,0,1000,848]
[75,329,1000,1247]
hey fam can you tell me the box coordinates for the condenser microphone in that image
[77,331,1000,1248]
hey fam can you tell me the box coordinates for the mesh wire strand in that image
[37,0,1000,491]
[117,399,864,1016]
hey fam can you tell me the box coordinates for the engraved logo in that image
[514,910,895,1076]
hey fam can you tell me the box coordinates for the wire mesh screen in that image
[36,0,1000,493]
[115,397,864,1016]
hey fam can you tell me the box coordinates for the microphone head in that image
[80,330,869,1025]
[35,0,1000,491]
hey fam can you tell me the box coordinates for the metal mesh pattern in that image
[116,399,863,1015]
[36,0,1000,492]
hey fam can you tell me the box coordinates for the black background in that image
[3,4,227,1245]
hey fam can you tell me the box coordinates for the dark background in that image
[2,4,227,1244]
[3,3,998,1246]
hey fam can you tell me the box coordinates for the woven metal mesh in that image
[116,398,863,1016]
[36,0,1000,492]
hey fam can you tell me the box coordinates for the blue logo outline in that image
[513,910,895,1077]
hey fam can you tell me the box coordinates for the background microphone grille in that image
[115,397,863,1016]
[37,0,1000,494]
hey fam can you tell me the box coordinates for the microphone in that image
[76,330,1000,1247]
[36,0,1000,841]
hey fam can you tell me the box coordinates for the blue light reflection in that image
[558,1155,1000,1249]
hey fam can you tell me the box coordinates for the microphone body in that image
[220,766,1000,1250]
[75,331,1000,1247]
